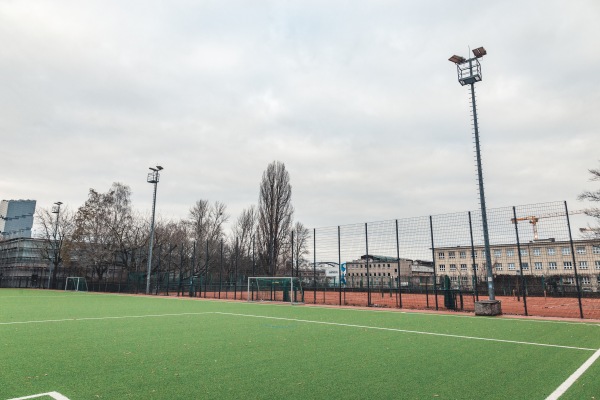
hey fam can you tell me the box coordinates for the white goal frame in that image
[64,277,88,292]
[247,277,303,304]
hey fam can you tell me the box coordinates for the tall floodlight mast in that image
[449,47,496,302]
[146,165,163,295]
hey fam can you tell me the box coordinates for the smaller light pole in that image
[48,201,62,289]
[146,165,163,295]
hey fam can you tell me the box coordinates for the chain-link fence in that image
[297,201,599,319]
[2,200,599,319]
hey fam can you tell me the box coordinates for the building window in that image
[472,251,478,258]
[439,264,446,272]
[547,248,555,256]
[576,247,586,255]
[506,249,514,257]
[522,263,529,270]
[533,248,541,256]
[449,251,456,259]
[520,249,528,257]
[482,250,486,257]
[508,263,515,271]
[562,247,571,256]
[579,261,588,269]
[460,264,467,271]
[596,261,600,270]
[564,277,574,285]
[563,261,573,270]
[438,252,445,259]
[549,262,557,270]
[459,251,466,259]
[534,262,543,270]
[593,246,600,255]
[461,276,468,282]
[450,276,458,282]
[450,264,457,271]
[581,276,591,285]
[494,249,502,258]
[495,263,503,271]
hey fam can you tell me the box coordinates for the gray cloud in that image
[1,0,599,230]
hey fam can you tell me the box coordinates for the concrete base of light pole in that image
[474,300,502,316]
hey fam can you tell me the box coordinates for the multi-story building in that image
[434,238,600,292]
[0,237,48,287]
[0,200,36,239]
[345,255,434,288]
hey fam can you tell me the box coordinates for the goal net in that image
[247,277,304,304]
[65,277,88,292]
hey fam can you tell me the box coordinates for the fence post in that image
[291,230,294,278]
[313,228,317,304]
[219,239,223,299]
[234,238,239,300]
[178,244,184,297]
[365,223,371,307]
[395,219,402,308]
[191,241,197,297]
[512,206,529,316]
[468,211,479,302]
[429,216,439,311]
[338,225,342,306]
[565,201,584,319]
[155,244,162,295]
[204,239,209,298]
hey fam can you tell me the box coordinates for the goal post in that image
[247,277,304,304]
[65,277,88,292]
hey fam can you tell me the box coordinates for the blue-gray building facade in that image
[0,199,36,239]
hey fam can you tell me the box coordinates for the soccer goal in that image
[65,277,88,292]
[247,277,304,304]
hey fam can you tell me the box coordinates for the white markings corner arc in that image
[7,391,70,400]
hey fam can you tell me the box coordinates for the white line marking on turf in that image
[0,312,213,325]
[7,391,70,400]
[213,312,597,352]
[1,308,596,353]
[545,348,600,400]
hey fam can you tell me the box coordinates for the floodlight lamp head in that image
[449,55,466,64]
[156,166,163,171]
[472,47,487,58]
[54,201,63,206]
[149,167,157,172]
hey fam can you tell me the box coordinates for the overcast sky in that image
[1,0,599,231]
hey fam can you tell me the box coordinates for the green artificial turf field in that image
[1,289,599,399]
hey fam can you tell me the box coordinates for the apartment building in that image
[345,254,434,288]
[434,238,600,292]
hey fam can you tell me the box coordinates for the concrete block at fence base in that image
[474,300,502,316]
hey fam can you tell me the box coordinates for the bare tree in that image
[292,221,310,276]
[232,206,257,259]
[35,206,75,288]
[188,200,229,244]
[73,183,135,281]
[257,161,294,275]
[230,206,257,277]
[579,163,600,219]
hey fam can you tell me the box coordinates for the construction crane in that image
[510,210,585,240]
